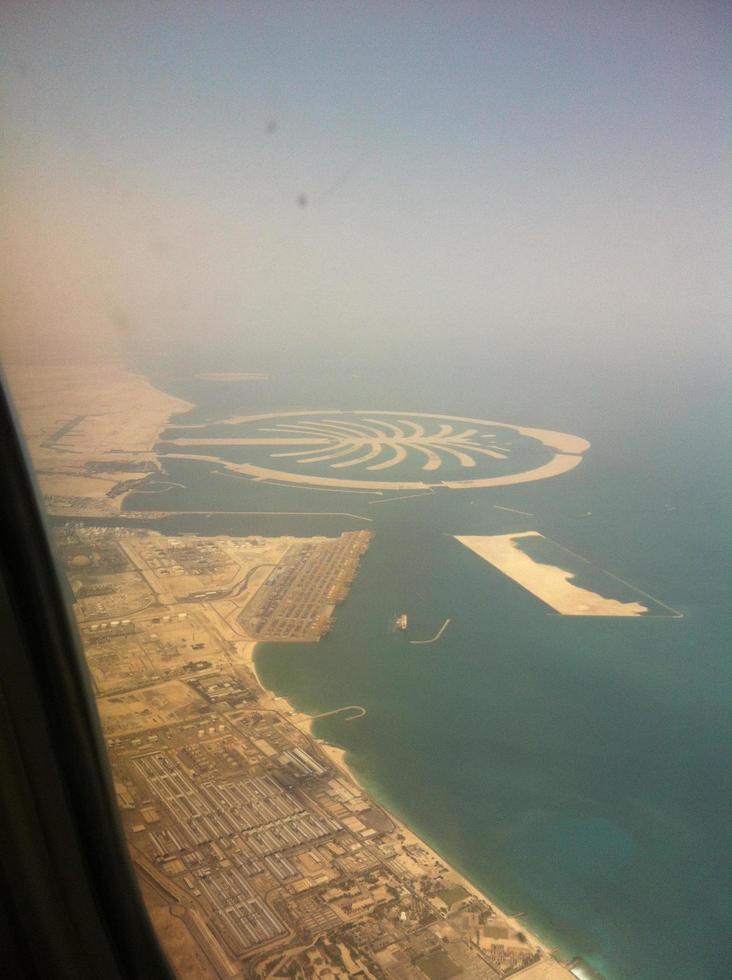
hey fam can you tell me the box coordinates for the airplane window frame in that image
[0,375,174,980]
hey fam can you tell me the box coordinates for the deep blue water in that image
[128,336,731,980]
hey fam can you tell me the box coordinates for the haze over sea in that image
[128,334,731,980]
[3,2,729,977]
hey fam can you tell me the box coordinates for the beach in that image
[12,355,729,979]
[455,533,649,616]
[240,639,576,976]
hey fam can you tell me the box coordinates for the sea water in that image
[127,335,731,980]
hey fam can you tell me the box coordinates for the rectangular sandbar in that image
[455,532,676,617]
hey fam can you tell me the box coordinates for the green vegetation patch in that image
[416,949,463,979]
[436,884,470,908]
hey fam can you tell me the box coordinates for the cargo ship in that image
[397,613,408,631]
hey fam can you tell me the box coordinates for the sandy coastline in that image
[5,361,195,517]
[160,409,590,493]
[240,640,575,975]
[20,360,576,973]
[456,533,649,617]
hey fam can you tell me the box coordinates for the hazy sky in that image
[1,0,729,365]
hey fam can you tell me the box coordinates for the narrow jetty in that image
[310,705,366,722]
[409,618,451,645]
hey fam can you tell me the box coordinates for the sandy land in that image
[170,409,590,457]
[4,361,193,516]
[162,409,589,490]
[165,451,586,492]
[164,452,434,490]
[443,452,584,489]
[370,412,591,456]
[6,362,192,451]
[513,425,590,455]
[240,641,574,975]
[456,532,648,616]
[96,679,205,737]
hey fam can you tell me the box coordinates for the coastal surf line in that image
[310,705,366,722]
[493,504,535,516]
[540,533,684,618]
[409,619,451,644]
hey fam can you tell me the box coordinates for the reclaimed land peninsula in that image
[10,361,577,980]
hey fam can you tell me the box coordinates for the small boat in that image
[397,613,408,631]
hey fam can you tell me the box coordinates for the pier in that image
[310,705,366,722]
[409,618,451,645]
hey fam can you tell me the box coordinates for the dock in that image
[409,618,451,645]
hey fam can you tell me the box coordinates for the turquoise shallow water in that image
[128,339,731,980]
